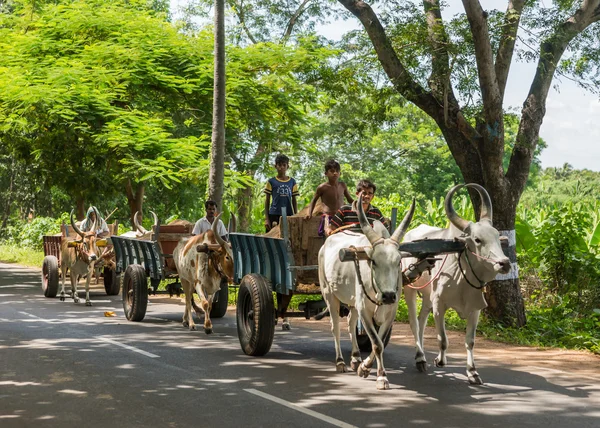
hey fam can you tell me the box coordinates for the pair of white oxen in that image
[318,184,511,390]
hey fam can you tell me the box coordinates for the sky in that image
[170,0,600,172]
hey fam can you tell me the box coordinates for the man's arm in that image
[304,186,323,219]
[343,183,354,204]
[264,194,271,230]
[292,195,298,215]
[328,208,345,236]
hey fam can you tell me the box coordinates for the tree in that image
[208,0,227,208]
[335,0,600,326]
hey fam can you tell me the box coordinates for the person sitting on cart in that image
[80,206,110,238]
[192,200,228,241]
[264,153,299,232]
[304,159,354,237]
[327,179,389,236]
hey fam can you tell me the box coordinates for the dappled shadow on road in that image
[1,264,599,427]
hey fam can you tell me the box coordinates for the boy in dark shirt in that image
[264,153,299,232]
[305,159,354,237]
[329,179,388,235]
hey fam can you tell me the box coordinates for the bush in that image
[3,216,62,250]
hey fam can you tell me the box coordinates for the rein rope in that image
[349,245,382,306]
[458,249,487,290]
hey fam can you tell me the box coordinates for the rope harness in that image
[458,246,506,290]
[403,254,449,290]
[349,245,383,306]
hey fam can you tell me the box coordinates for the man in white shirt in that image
[192,200,228,240]
[80,206,110,238]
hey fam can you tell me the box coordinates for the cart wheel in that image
[357,324,392,353]
[236,274,275,356]
[42,256,59,298]
[210,278,229,319]
[122,264,148,322]
[103,267,120,295]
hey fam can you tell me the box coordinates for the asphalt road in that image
[1,262,598,428]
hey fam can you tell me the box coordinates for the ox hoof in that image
[357,363,370,378]
[85,301,92,307]
[182,321,189,328]
[204,327,213,335]
[281,322,291,331]
[376,376,390,390]
[434,357,446,367]
[189,325,197,331]
[60,296,65,302]
[468,372,483,385]
[336,362,347,373]
[350,359,362,372]
[416,361,427,373]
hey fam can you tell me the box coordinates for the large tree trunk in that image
[208,0,226,208]
[76,197,86,220]
[1,156,16,231]
[125,180,145,228]
[236,185,253,232]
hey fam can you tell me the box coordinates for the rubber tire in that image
[236,274,275,356]
[357,324,392,353]
[42,256,59,298]
[210,278,229,319]
[122,264,148,322]
[103,267,120,295]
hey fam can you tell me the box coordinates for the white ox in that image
[318,195,415,390]
[59,209,101,306]
[173,214,234,333]
[403,184,510,384]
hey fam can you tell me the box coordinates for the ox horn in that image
[390,198,416,245]
[150,211,159,234]
[357,193,383,246]
[70,209,85,239]
[228,212,237,233]
[134,211,148,234]
[212,213,227,247]
[464,183,493,223]
[445,184,470,232]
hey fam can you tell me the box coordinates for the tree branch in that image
[231,0,258,44]
[507,0,600,191]
[281,0,312,44]
[495,0,526,100]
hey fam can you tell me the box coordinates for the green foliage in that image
[0,243,45,267]
[2,217,62,250]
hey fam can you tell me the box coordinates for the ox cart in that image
[41,221,119,298]
[110,221,230,322]
[229,208,465,357]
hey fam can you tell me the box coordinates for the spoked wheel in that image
[210,277,229,319]
[103,267,120,295]
[357,324,392,353]
[236,274,275,356]
[122,264,148,322]
[42,256,59,298]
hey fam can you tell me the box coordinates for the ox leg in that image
[59,266,68,302]
[433,302,448,368]
[358,307,391,390]
[181,279,196,330]
[325,296,346,373]
[84,270,92,306]
[71,273,80,304]
[195,283,213,334]
[405,286,427,372]
[347,307,362,372]
[465,309,483,385]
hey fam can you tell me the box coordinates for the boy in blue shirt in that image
[264,154,299,232]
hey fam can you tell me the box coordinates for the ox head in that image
[70,209,100,264]
[208,213,234,287]
[134,211,158,238]
[358,194,416,305]
[445,184,511,275]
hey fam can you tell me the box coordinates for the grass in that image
[0,243,44,267]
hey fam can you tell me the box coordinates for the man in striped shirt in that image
[328,179,388,235]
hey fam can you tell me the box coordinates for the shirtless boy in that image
[305,159,354,237]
